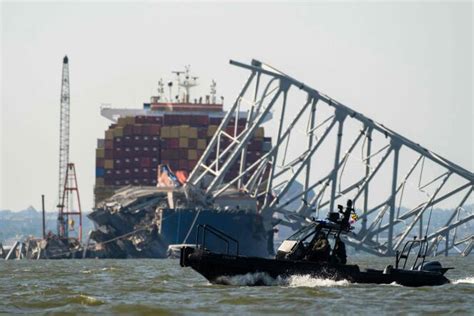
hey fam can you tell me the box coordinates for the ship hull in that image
[88,206,272,259]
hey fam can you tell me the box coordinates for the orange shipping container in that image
[104,160,114,169]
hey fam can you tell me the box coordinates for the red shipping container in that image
[136,116,147,124]
[149,125,161,135]
[105,149,113,159]
[141,157,151,168]
[133,125,142,135]
[124,125,133,136]
[114,147,125,159]
[168,138,179,149]
[248,140,262,151]
[154,116,163,124]
[140,125,149,135]
[96,158,104,168]
[105,139,114,149]
[197,115,209,126]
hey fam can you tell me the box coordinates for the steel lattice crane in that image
[56,55,82,240]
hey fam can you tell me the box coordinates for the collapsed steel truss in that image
[187,59,473,257]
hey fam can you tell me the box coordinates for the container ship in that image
[88,67,275,258]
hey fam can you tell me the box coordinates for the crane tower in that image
[56,56,82,240]
[57,56,70,213]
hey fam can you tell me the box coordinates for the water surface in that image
[1,256,472,315]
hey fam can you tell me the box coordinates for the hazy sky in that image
[1,1,472,212]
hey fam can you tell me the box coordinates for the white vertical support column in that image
[263,80,290,208]
[388,143,400,253]
[304,97,317,203]
[238,72,261,188]
[329,110,346,213]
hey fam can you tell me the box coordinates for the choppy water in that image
[1,256,472,315]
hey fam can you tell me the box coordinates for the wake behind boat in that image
[180,200,452,287]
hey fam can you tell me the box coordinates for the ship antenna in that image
[210,79,217,104]
[167,80,173,102]
[157,79,165,100]
[172,69,184,102]
[178,65,198,103]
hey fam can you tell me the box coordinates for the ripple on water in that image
[1,257,473,314]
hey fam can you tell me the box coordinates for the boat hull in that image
[180,247,450,287]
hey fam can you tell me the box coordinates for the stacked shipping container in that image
[94,114,272,205]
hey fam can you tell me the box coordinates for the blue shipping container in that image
[96,167,105,177]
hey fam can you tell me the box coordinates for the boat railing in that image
[396,237,428,270]
[196,224,240,256]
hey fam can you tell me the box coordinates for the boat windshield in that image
[286,223,318,241]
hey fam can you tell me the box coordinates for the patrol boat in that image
[180,201,452,287]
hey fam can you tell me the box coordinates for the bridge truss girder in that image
[186,59,473,256]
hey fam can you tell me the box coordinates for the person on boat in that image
[332,236,347,264]
[305,232,331,262]
[341,199,354,229]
